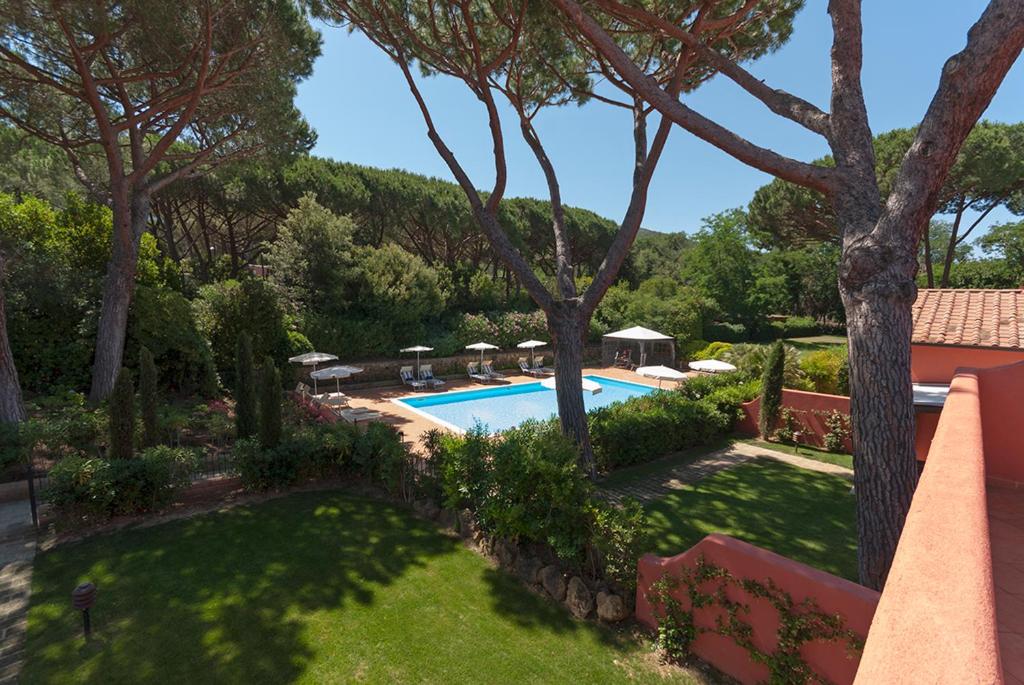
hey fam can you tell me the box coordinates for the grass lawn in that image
[737,437,854,470]
[641,459,857,581]
[597,437,734,491]
[23,491,699,685]
[784,335,847,355]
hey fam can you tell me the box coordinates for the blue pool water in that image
[396,375,656,433]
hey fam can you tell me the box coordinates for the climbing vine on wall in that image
[648,556,865,684]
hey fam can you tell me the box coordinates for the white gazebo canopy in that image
[603,326,673,341]
[602,326,675,366]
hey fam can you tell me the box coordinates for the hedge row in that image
[588,373,760,471]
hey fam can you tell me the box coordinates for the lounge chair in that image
[531,356,555,375]
[400,366,426,391]
[419,364,445,389]
[467,362,491,383]
[481,360,505,380]
[318,391,351,408]
[519,357,544,377]
[338,407,383,424]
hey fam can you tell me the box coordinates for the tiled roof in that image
[912,289,1024,349]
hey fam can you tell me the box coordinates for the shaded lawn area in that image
[642,459,858,581]
[23,492,698,685]
[737,437,854,470]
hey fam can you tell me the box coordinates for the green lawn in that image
[737,437,854,470]
[784,335,847,355]
[640,459,857,581]
[23,492,698,685]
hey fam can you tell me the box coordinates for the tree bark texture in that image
[88,188,151,403]
[548,302,595,479]
[0,254,26,423]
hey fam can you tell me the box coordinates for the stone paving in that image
[601,440,853,504]
[0,500,35,684]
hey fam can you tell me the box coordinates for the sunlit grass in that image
[23,491,699,685]
[641,458,857,581]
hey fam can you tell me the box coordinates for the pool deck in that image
[341,366,669,452]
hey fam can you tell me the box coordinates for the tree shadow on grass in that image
[22,492,461,684]
[477,566,635,650]
[644,458,858,580]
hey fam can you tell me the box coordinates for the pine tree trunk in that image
[837,194,920,589]
[89,189,151,403]
[0,254,26,423]
[548,302,596,478]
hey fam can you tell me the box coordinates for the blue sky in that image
[296,1,1024,235]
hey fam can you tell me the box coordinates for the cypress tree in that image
[759,340,785,439]
[258,356,282,449]
[235,333,257,439]
[139,346,159,447]
[108,367,135,459]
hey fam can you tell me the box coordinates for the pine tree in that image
[235,333,257,439]
[759,340,785,439]
[139,346,159,447]
[258,356,282,449]
[108,368,135,460]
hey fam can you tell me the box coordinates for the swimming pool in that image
[395,375,656,433]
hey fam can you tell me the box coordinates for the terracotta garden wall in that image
[635,534,879,685]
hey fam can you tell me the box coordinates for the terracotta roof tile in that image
[912,289,1024,350]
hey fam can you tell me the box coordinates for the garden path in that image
[601,441,853,504]
[0,499,34,683]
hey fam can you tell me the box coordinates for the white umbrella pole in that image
[312,363,318,394]
[417,351,421,376]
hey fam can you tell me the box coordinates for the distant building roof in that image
[912,289,1023,350]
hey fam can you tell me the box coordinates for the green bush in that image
[691,341,733,361]
[234,333,258,439]
[428,421,648,579]
[46,446,197,520]
[353,422,407,493]
[235,421,406,492]
[591,499,649,591]
[837,356,850,396]
[193,278,291,386]
[800,348,847,395]
[703,321,748,343]
[108,368,135,460]
[139,346,159,447]
[765,315,822,340]
[724,343,810,389]
[588,391,731,471]
[760,341,785,438]
[258,357,282,449]
[128,284,219,396]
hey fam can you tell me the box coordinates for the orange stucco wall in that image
[737,390,853,452]
[855,370,1003,683]
[911,344,1024,384]
[977,360,1024,486]
[635,534,879,685]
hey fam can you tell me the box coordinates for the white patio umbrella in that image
[465,341,499,367]
[636,365,687,388]
[400,345,434,376]
[541,376,602,394]
[288,351,339,393]
[311,365,364,394]
[688,359,738,374]
[516,339,547,368]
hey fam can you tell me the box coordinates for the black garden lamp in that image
[71,582,97,638]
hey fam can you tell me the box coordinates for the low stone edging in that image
[410,498,631,624]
